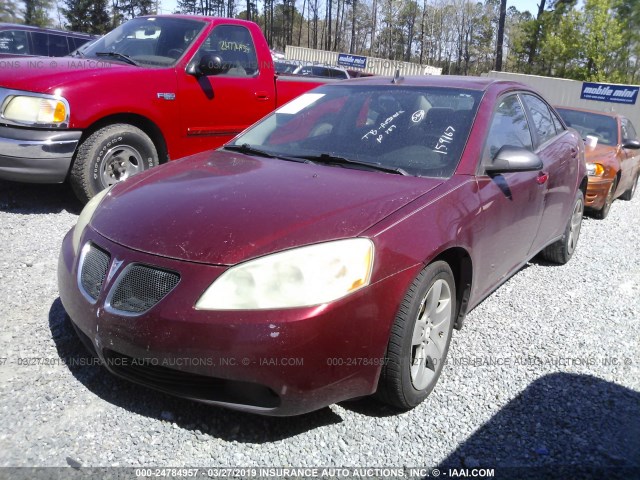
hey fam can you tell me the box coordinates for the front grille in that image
[103,349,280,408]
[79,244,110,301]
[109,264,180,314]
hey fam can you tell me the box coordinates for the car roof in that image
[338,75,531,92]
[554,105,622,120]
[0,22,94,38]
[137,14,258,28]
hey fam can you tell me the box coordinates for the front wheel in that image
[70,124,159,203]
[540,190,584,265]
[592,178,617,219]
[377,261,456,410]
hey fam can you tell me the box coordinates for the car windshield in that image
[82,17,205,67]
[556,108,618,146]
[230,84,482,178]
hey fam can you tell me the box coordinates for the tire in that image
[377,261,456,410]
[592,178,617,219]
[540,190,584,265]
[70,124,159,203]
[620,173,638,201]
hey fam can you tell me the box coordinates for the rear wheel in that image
[377,261,456,409]
[70,124,159,203]
[620,173,638,201]
[540,190,584,264]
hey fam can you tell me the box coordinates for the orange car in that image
[556,107,640,218]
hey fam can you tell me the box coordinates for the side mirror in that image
[187,54,225,77]
[485,146,543,174]
[622,139,640,150]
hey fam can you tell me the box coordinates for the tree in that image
[24,0,52,26]
[582,0,624,80]
[495,0,506,70]
[63,0,110,34]
[0,0,22,22]
[113,0,155,20]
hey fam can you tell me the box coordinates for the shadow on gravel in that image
[437,373,640,479]
[0,179,82,214]
[48,298,343,442]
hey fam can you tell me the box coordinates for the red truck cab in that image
[0,15,324,202]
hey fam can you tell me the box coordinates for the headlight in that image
[196,238,374,310]
[72,187,112,254]
[587,163,605,176]
[1,94,69,126]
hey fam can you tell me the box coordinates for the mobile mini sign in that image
[580,82,639,105]
[337,53,367,69]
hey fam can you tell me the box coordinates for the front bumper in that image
[585,176,614,210]
[0,125,81,183]
[58,228,417,416]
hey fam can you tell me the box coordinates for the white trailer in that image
[284,45,442,77]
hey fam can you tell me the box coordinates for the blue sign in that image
[337,53,367,69]
[580,82,639,105]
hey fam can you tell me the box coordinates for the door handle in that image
[570,148,578,158]
[537,171,549,185]
[255,91,270,101]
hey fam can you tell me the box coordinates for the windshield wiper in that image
[95,52,139,66]
[223,144,310,163]
[295,153,409,176]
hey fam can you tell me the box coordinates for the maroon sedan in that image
[58,76,587,416]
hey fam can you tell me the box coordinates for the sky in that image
[158,0,542,17]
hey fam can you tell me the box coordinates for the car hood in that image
[0,56,139,93]
[91,150,443,265]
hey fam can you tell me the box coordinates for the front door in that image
[177,24,275,159]
[474,94,546,297]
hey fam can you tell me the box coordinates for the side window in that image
[622,119,638,142]
[30,32,50,56]
[70,37,90,52]
[551,110,565,134]
[521,94,557,145]
[482,95,533,164]
[0,30,29,54]
[196,25,258,77]
[48,34,71,56]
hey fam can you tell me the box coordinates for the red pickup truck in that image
[0,15,325,201]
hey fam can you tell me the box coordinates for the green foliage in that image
[62,0,110,34]
[0,0,22,22]
[24,0,52,26]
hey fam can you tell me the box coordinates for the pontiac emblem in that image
[107,259,124,282]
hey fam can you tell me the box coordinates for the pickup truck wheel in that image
[540,190,584,265]
[70,124,158,203]
[376,261,456,410]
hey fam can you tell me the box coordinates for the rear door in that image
[474,93,546,293]
[177,24,276,158]
[520,94,578,253]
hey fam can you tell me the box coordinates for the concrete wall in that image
[284,45,442,76]
[485,71,640,130]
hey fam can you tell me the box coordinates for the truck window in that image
[196,25,258,77]
[0,30,29,54]
[82,17,204,67]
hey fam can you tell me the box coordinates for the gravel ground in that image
[0,178,638,476]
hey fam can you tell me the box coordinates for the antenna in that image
[392,69,401,84]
